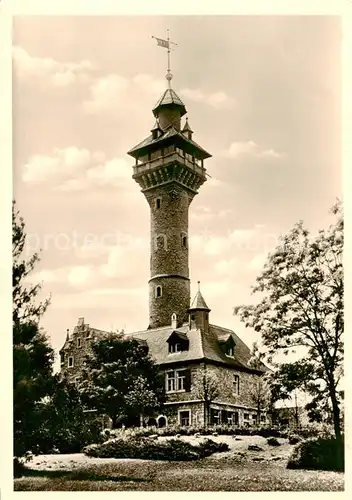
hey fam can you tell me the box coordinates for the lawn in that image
[14,435,344,491]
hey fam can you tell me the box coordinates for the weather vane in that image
[152,29,177,87]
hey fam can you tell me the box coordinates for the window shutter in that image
[184,369,191,392]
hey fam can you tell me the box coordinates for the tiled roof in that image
[153,88,187,117]
[127,126,211,159]
[182,117,193,133]
[189,290,210,311]
[60,320,267,373]
[128,323,267,373]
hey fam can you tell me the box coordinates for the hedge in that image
[102,425,288,439]
[83,436,229,461]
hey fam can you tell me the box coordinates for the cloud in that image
[29,265,92,288]
[83,73,165,115]
[225,140,283,159]
[13,46,96,87]
[214,257,238,276]
[247,253,267,272]
[22,146,97,184]
[180,88,236,109]
[68,266,92,286]
[100,245,136,279]
[22,146,134,193]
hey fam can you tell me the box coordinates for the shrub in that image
[288,434,301,445]
[83,436,229,461]
[287,437,344,471]
[267,437,281,447]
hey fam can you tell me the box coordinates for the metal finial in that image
[197,280,201,291]
[66,328,69,340]
[152,30,177,89]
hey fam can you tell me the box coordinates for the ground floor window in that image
[179,410,190,426]
[210,409,220,425]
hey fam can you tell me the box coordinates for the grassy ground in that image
[14,435,344,491]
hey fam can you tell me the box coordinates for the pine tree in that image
[13,201,54,458]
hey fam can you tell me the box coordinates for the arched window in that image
[156,198,161,209]
[155,286,162,298]
[155,234,167,250]
[182,235,187,248]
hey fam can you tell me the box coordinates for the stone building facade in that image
[60,77,270,428]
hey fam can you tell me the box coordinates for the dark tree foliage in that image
[234,202,343,444]
[78,334,165,426]
[13,201,54,457]
[35,376,102,454]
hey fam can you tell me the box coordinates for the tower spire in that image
[152,30,177,88]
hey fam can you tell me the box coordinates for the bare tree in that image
[248,342,271,425]
[193,365,221,428]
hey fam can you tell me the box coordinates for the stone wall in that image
[60,319,108,382]
[146,185,195,328]
[160,361,270,426]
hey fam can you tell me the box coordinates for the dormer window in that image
[169,342,182,353]
[227,345,234,357]
[219,334,236,357]
[167,330,189,354]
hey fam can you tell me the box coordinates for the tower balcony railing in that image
[133,151,206,178]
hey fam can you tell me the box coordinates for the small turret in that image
[182,117,193,140]
[151,118,163,140]
[188,281,210,332]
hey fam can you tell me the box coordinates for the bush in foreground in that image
[287,437,344,471]
[83,436,229,461]
[267,437,280,447]
[288,434,301,445]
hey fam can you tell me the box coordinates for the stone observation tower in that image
[127,35,211,329]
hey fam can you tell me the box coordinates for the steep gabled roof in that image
[127,323,267,373]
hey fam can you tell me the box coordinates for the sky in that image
[12,15,341,372]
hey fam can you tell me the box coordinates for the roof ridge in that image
[209,324,234,333]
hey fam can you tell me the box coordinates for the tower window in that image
[181,235,187,248]
[156,198,161,209]
[60,352,65,364]
[68,356,74,368]
[191,314,195,321]
[233,375,240,395]
[155,285,162,298]
[77,338,81,348]
[155,234,167,250]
